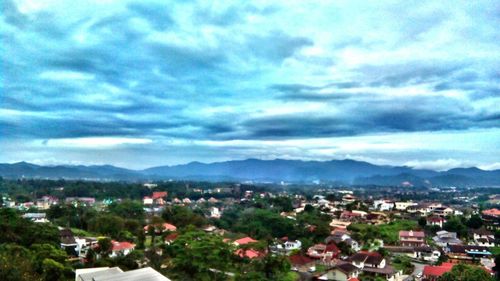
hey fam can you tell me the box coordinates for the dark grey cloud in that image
[1,0,499,168]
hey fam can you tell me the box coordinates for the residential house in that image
[433,231,462,248]
[471,228,496,247]
[349,251,396,281]
[481,208,500,230]
[271,239,302,254]
[182,198,191,204]
[422,263,454,281]
[208,197,219,204]
[350,251,385,269]
[210,207,221,218]
[74,237,98,258]
[340,211,365,221]
[152,192,168,205]
[36,196,58,210]
[373,200,394,211]
[342,194,357,204]
[22,212,49,223]
[65,197,95,206]
[235,248,264,259]
[110,241,135,258]
[318,261,360,281]
[427,216,446,228]
[234,237,258,246]
[143,223,177,234]
[142,196,153,205]
[433,207,454,217]
[399,230,425,247]
[307,243,340,261]
[289,254,316,272]
[330,220,351,230]
[326,231,360,252]
[75,266,171,281]
[60,228,78,256]
[413,246,441,262]
[164,233,179,245]
[394,201,418,211]
[446,245,492,263]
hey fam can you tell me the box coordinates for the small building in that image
[234,237,258,246]
[76,266,171,281]
[433,231,462,248]
[446,245,492,263]
[426,216,446,228]
[271,239,302,254]
[144,223,177,234]
[110,241,135,257]
[307,243,340,261]
[394,201,418,211]
[143,196,153,205]
[289,254,316,272]
[433,207,454,217]
[22,212,49,223]
[399,230,425,247]
[235,248,264,259]
[318,261,360,281]
[422,263,454,281]
[471,228,496,247]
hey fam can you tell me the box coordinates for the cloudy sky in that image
[1,0,500,170]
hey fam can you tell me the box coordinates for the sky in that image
[1,0,500,170]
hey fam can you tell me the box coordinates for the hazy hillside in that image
[1,159,499,186]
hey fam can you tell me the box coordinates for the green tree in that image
[98,238,113,258]
[439,263,493,281]
[168,230,234,280]
[89,214,124,237]
[41,258,65,281]
[108,200,145,221]
[0,244,41,281]
[466,215,483,229]
[418,217,427,228]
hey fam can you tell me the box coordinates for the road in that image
[410,262,425,280]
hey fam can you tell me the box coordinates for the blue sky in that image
[1,0,499,170]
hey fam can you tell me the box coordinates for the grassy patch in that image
[283,271,300,281]
[349,220,418,244]
[490,246,500,255]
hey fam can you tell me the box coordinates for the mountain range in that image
[0,159,499,187]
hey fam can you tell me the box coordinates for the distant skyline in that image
[1,0,499,170]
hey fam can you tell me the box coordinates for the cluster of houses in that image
[3,186,499,281]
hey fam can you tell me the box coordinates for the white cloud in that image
[44,137,153,148]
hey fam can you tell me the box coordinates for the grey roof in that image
[81,267,171,281]
[78,267,123,281]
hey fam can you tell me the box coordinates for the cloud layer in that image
[1,0,499,169]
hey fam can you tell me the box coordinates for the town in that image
[1,178,498,281]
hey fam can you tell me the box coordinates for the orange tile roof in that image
[234,237,258,245]
[423,263,453,277]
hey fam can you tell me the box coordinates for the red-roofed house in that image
[289,254,316,272]
[482,208,500,217]
[152,191,168,200]
[399,230,425,247]
[422,263,454,280]
[164,233,179,245]
[110,241,135,257]
[144,223,177,233]
[235,248,263,259]
[427,216,446,228]
[307,243,340,261]
[234,237,258,246]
